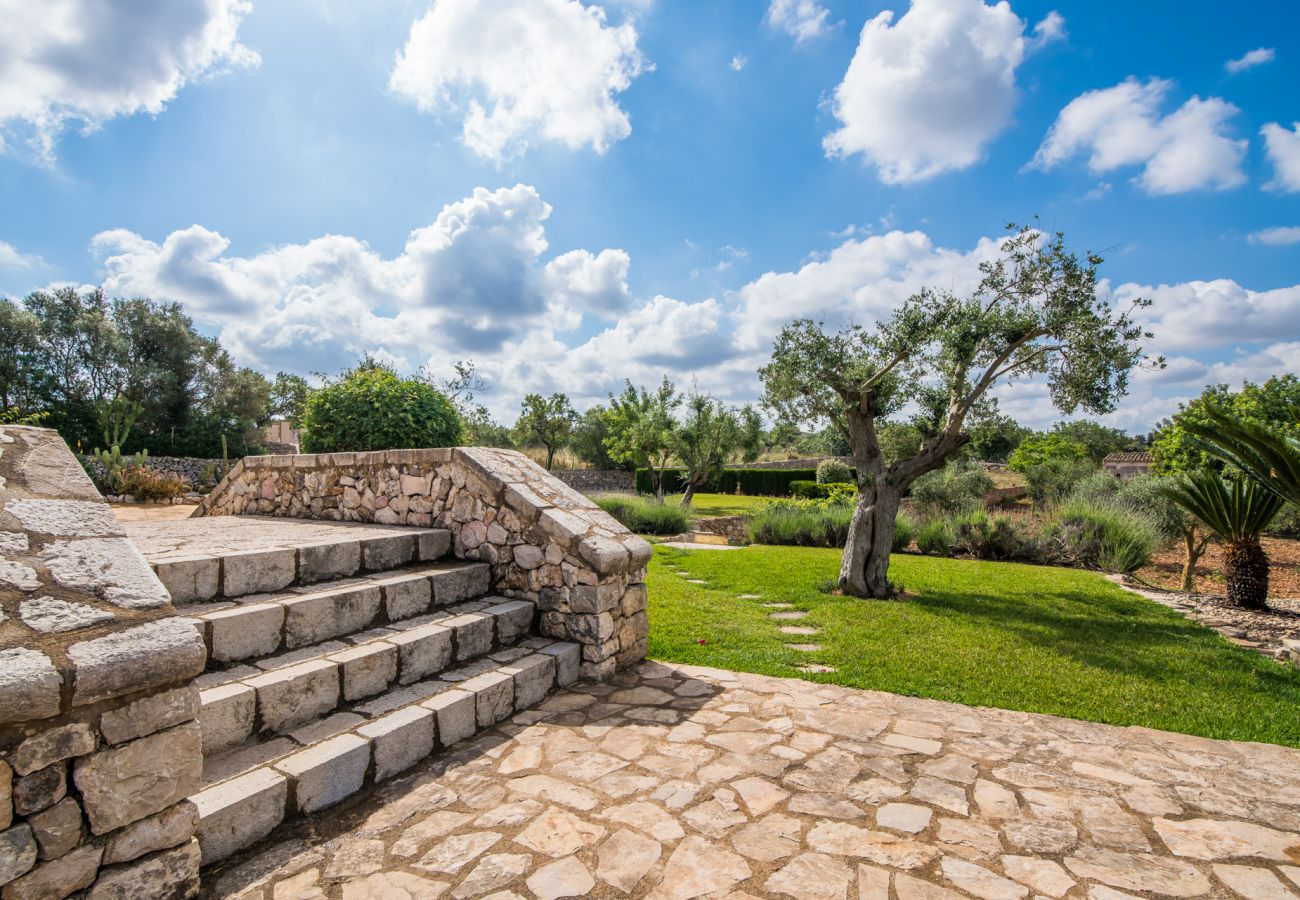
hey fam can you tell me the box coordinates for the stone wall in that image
[78,455,225,489]
[550,468,634,494]
[0,426,207,898]
[194,448,651,680]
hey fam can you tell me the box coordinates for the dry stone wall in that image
[0,426,206,899]
[195,448,652,680]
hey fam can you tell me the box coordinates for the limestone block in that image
[27,797,81,860]
[5,499,120,536]
[2,841,99,899]
[568,612,616,645]
[67,620,207,708]
[620,583,648,617]
[274,734,370,814]
[282,586,381,648]
[461,671,514,728]
[483,599,534,645]
[100,686,199,747]
[204,603,285,663]
[73,723,202,835]
[388,624,452,685]
[191,769,287,866]
[153,556,219,604]
[0,649,62,725]
[102,801,197,866]
[358,706,435,781]
[416,530,452,561]
[221,548,296,597]
[361,535,415,572]
[500,654,556,711]
[377,575,432,621]
[86,839,199,900]
[428,567,473,606]
[0,824,37,887]
[12,724,95,777]
[539,642,581,687]
[422,690,476,747]
[246,660,339,734]
[330,643,398,701]
[298,540,360,584]
[39,538,170,609]
[571,582,622,615]
[197,684,255,755]
[13,765,65,816]
[445,614,492,662]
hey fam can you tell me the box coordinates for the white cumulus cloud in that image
[823,0,1047,184]
[1248,226,1300,246]
[1262,122,1300,193]
[765,0,833,44]
[388,0,648,162]
[0,0,258,161]
[1225,47,1274,74]
[1116,278,1300,351]
[0,241,43,271]
[1031,78,1247,195]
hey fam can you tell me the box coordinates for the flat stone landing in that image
[125,516,434,563]
[203,661,1300,900]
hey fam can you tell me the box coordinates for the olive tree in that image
[515,392,577,469]
[674,393,763,508]
[759,226,1153,598]
[604,378,681,501]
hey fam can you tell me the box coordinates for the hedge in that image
[635,467,818,496]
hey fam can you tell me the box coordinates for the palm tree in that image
[1182,406,1300,506]
[1158,471,1284,609]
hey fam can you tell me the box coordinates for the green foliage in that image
[673,392,763,505]
[815,458,854,484]
[953,510,1034,562]
[0,408,47,425]
[915,518,956,556]
[1151,376,1300,474]
[1269,504,1300,538]
[594,494,692,535]
[299,362,462,453]
[1179,404,1300,509]
[910,459,994,515]
[635,467,818,496]
[110,466,187,502]
[514,392,576,469]
[1048,498,1163,573]
[270,372,312,427]
[966,412,1030,461]
[892,514,914,552]
[876,423,922,465]
[790,480,825,499]
[1052,420,1139,462]
[571,406,620,469]
[1008,432,1092,472]
[1024,458,1096,508]
[748,497,854,547]
[1157,471,1284,544]
[606,378,681,499]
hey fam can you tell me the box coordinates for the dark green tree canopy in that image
[1152,376,1300,474]
[299,361,462,453]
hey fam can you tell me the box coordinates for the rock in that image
[358,707,434,782]
[40,537,170,609]
[731,814,803,862]
[191,768,287,866]
[414,833,501,875]
[526,856,595,900]
[0,560,40,592]
[27,797,82,860]
[764,852,853,900]
[596,827,661,893]
[877,803,933,834]
[972,779,1018,818]
[197,683,255,755]
[74,724,201,833]
[67,620,206,707]
[450,853,530,899]
[911,777,969,816]
[0,762,10,830]
[1152,816,1300,862]
[1212,863,1294,900]
[600,802,684,842]
[274,734,370,814]
[340,871,447,900]
[391,812,473,859]
[99,686,199,746]
[894,872,966,900]
[1064,846,1211,897]
[0,824,37,886]
[1001,819,1077,853]
[806,821,937,870]
[102,801,198,865]
[12,724,96,776]
[13,764,66,816]
[19,596,115,634]
[1000,856,1076,898]
[3,842,100,899]
[0,649,62,725]
[939,856,1027,900]
[858,863,891,900]
[86,839,199,899]
[647,835,750,900]
[514,806,604,857]
[322,839,385,882]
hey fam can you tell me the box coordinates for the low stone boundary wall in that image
[78,454,225,489]
[550,468,634,494]
[1,426,206,898]
[194,448,651,679]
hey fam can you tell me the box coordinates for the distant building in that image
[263,419,300,453]
[1102,451,1153,480]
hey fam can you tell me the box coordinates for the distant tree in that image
[571,406,620,469]
[300,361,462,453]
[1008,433,1092,472]
[966,412,1030,462]
[1151,376,1300,474]
[760,226,1152,598]
[673,392,763,507]
[605,378,681,502]
[271,373,312,427]
[1052,419,1137,463]
[877,423,922,466]
[515,393,577,469]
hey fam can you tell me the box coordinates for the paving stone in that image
[391,811,473,858]
[526,855,595,900]
[451,852,530,899]
[274,734,370,814]
[339,871,447,899]
[1212,863,1295,900]
[1000,855,1076,898]
[322,838,385,882]
[973,778,1019,818]
[765,851,854,900]
[413,832,500,875]
[940,856,1028,899]
[807,821,938,870]
[1064,846,1212,897]
[648,834,750,900]
[596,827,661,893]
[40,537,170,609]
[1152,816,1300,861]
[877,802,933,833]
[601,801,685,841]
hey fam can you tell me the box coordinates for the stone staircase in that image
[158,524,580,868]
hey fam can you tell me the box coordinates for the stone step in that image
[194,597,537,754]
[151,526,453,602]
[190,641,581,867]
[178,560,492,664]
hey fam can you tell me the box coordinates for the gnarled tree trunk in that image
[839,485,901,598]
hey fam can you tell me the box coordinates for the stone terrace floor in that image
[204,660,1300,900]
[123,515,433,563]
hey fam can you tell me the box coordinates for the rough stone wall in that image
[550,468,634,494]
[194,448,652,680]
[77,455,225,489]
[0,426,206,898]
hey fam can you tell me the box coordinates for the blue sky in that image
[1,0,1298,432]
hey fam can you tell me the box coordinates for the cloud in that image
[823,0,1045,184]
[0,241,43,271]
[1029,10,1066,49]
[730,55,748,72]
[0,0,258,161]
[388,0,648,162]
[1247,226,1300,246]
[1031,77,1247,195]
[1114,277,1300,351]
[1262,122,1300,193]
[765,0,833,43]
[1225,47,1274,74]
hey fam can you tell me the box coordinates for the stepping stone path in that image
[787,643,823,652]
[769,610,808,621]
[779,626,818,636]
[763,602,794,609]
[796,663,837,673]
[224,658,1300,900]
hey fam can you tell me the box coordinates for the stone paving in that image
[204,659,1300,900]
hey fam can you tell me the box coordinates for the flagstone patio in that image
[204,660,1300,900]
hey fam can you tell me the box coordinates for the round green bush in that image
[815,458,854,485]
[299,367,463,453]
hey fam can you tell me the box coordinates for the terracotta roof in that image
[1102,451,1152,463]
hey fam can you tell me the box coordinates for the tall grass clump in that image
[910,459,994,516]
[595,494,691,535]
[915,518,955,556]
[1048,498,1163,573]
[748,498,853,547]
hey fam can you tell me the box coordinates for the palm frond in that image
[1182,407,1300,507]
[1156,470,1284,542]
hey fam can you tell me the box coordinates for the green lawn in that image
[666,493,771,517]
[647,544,1300,747]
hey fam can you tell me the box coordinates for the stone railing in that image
[194,448,652,679]
[0,426,206,898]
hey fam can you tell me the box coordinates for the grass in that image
[647,544,1300,747]
[665,493,771,517]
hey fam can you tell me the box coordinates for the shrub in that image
[299,365,462,453]
[748,497,906,551]
[634,467,817,496]
[1025,459,1096,508]
[892,514,914,552]
[594,494,692,535]
[1008,433,1091,472]
[815,459,854,485]
[110,465,187,502]
[910,459,994,515]
[1047,498,1162,573]
[1269,503,1300,538]
[1068,471,1123,506]
[953,510,1029,561]
[791,480,829,499]
[915,518,955,556]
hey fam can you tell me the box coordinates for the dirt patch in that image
[1138,535,1300,600]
